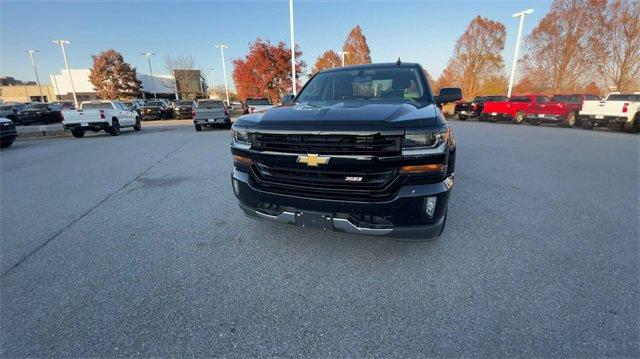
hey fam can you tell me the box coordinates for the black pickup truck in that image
[230,62,461,241]
[454,95,508,120]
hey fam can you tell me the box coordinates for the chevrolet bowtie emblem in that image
[297,154,330,167]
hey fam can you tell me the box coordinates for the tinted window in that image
[509,97,531,103]
[146,101,163,107]
[176,101,193,105]
[0,106,11,110]
[536,96,549,103]
[26,103,49,110]
[245,98,272,106]
[608,94,640,102]
[81,103,114,110]
[197,100,224,108]
[297,66,428,104]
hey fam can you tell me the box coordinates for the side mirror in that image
[434,87,462,104]
[281,94,295,104]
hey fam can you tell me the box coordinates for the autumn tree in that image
[591,0,640,91]
[521,0,606,93]
[342,25,372,65]
[312,50,341,73]
[232,39,305,102]
[88,49,141,99]
[438,16,506,100]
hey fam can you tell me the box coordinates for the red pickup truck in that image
[480,95,550,124]
[524,94,601,127]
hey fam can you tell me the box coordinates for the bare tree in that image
[592,0,640,91]
[163,55,197,72]
[164,55,204,100]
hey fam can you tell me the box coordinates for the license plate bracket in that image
[595,114,604,119]
[295,211,333,231]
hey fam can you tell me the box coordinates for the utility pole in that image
[53,40,78,108]
[25,50,44,102]
[142,53,157,100]
[507,9,535,98]
[52,73,61,101]
[338,51,349,67]
[173,69,179,101]
[215,44,230,106]
[289,0,297,95]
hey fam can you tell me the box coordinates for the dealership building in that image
[49,69,179,102]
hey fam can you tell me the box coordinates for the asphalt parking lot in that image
[1,120,638,357]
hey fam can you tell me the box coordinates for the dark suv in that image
[230,62,461,241]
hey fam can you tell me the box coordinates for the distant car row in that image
[3,96,276,127]
[454,92,639,133]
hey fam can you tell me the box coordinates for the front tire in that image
[109,119,120,136]
[195,124,202,132]
[513,111,525,124]
[564,112,576,128]
[457,114,468,121]
[133,117,142,131]
[71,129,85,138]
[582,119,594,130]
[623,114,639,133]
[0,140,14,148]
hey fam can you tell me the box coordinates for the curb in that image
[16,125,68,139]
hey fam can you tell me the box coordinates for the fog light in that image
[232,178,240,196]
[425,196,437,217]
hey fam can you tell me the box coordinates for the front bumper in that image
[231,169,453,240]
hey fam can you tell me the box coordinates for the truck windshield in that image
[198,100,224,108]
[551,95,581,103]
[176,101,193,105]
[146,101,163,107]
[509,97,531,103]
[297,66,429,105]
[245,98,271,106]
[608,94,640,101]
[82,103,114,110]
[26,103,49,109]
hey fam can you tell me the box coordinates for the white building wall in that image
[50,69,176,96]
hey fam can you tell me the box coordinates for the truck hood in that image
[234,100,439,128]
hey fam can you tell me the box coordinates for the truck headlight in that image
[403,128,450,155]
[232,128,250,149]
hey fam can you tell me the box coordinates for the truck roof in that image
[319,62,421,73]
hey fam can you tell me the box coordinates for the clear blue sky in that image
[1,0,551,90]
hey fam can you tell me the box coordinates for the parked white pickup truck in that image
[62,100,141,138]
[579,92,640,132]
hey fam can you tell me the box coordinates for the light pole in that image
[142,53,157,100]
[507,8,534,98]
[209,67,216,98]
[52,73,61,101]
[338,51,349,67]
[25,50,44,102]
[53,40,78,108]
[288,0,297,95]
[215,44,230,106]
